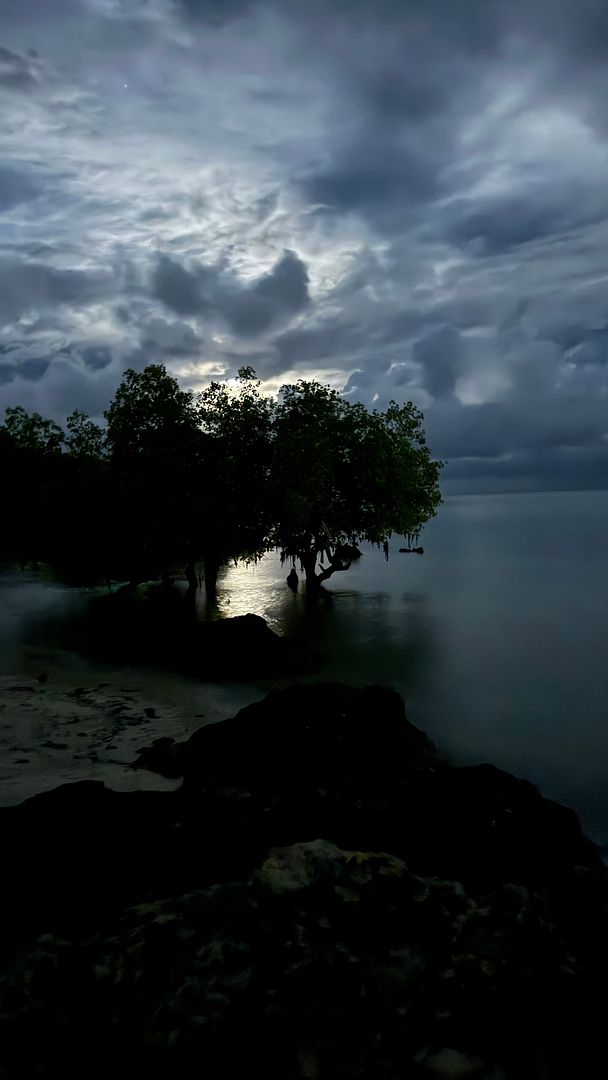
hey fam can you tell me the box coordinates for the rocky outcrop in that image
[0,683,607,1078]
[189,612,316,678]
[78,589,316,678]
[2,838,608,1078]
[133,683,597,889]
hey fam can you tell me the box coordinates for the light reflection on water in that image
[215,557,291,626]
[216,550,438,709]
[2,490,608,843]
[213,491,608,845]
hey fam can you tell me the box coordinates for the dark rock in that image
[37,673,48,684]
[180,684,598,889]
[40,741,68,750]
[77,591,315,680]
[410,764,597,888]
[131,736,183,778]
[0,781,183,936]
[144,707,156,718]
[2,838,607,1079]
[186,613,316,679]
[1,684,607,1079]
[183,682,435,794]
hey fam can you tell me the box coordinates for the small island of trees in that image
[0,365,443,601]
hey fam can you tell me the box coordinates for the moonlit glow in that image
[1,0,608,491]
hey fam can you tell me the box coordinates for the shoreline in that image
[0,668,263,807]
[1,680,606,1078]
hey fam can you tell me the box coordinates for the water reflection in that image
[216,553,439,706]
[2,491,608,842]
[214,492,608,845]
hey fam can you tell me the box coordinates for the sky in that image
[1,0,608,492]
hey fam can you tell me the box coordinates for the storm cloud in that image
[152,249,310,335]
[0,0,607,488]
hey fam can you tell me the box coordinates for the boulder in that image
[177,685,597,890]
[2,839,608,1079]
[75,591,316,679]
[188,613,316,678]
[0,781,183,935]
[130,736,183,778]
[1,683,608,1079]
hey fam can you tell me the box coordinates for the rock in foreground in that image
[2,838,607,1078]
[0,683,607,1078]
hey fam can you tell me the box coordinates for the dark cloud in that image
[425,401,519,461]
[0,0,607,489]
[414,327,464,400]
[226,251,310,335]
[0,165,42,211]
[365,71,444,124]
[176,0,256,22]
[152,256,208,318]
[19,357,50,380]
[567,328,608,365]
[0,0,79,16]
[140,318,201,358]
[444,187,608,256]
[0,45,40,90]
[273,322,360,373]
[0,356,52,386]
[443,445,608,495]
[0,260,114,325]
[153,250,309,337]
[302,139,442,225]
[82,346,112,371]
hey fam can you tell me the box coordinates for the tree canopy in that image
[103,365,204,587]
[0,364,443,595]
[196,366,275,593]
[269,379,442,584]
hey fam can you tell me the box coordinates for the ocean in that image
[219,489,608,843]
[1,489,607,841]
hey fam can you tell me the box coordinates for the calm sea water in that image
[218,490,608,843]
[1,490,607,841]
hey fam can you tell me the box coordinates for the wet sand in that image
[0,668,263,806]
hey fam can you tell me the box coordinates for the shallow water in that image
[1,489,607,841]
[0,566,263,804]
[216,490,608,843]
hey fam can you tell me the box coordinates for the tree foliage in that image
[65,410,106,460]
[103,366,204,587]
[0,407,107,578]
[3,405,64,454]
[269,380,442,582]
[0,363,443,595]
[196,366,275,577]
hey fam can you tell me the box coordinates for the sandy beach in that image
[0,669,263,806]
